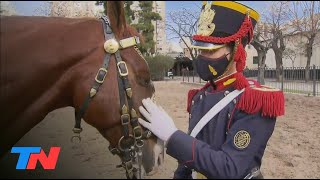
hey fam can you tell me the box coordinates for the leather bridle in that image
[71,15,152,179]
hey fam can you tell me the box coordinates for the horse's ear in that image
[107,1,126,38]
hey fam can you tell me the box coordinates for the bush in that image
[145,55,174,81]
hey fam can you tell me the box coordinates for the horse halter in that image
[72,15,152,179]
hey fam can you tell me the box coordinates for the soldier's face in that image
[198,45,236,76]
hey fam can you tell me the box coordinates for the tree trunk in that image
[257,50,267,85]
[305,36,315,82]
[271,30,285,82]
[272,43,284,82]
[275,52,283,82]
[305,63,310,82]
[250,37,269,85]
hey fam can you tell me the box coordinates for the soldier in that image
[138,1,285,179]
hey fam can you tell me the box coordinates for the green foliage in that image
[95,1,107,15]
[145,55,174,81]
[95,1,134,24]
[132,1,162,56]
[96,1,162,56]
[124,1,134,24]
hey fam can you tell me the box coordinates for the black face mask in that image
[194,54,231,81]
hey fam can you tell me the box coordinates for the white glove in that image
[138,98,178,143]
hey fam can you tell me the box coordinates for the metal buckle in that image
[71,127,83,142]
[70,135,81,143]
[121,114,130,125]
[72,127,82,134]
[117,61,129,77]
[95,68,108,84]
[118,135,135,151]
[133,126,142,139]
[109,146,120,155]
[136,139,144,148]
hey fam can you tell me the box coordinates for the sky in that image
[10,1,48,16]
[9,1,269,45]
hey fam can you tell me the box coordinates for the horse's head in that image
[72,1,163,178]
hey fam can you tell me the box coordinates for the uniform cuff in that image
[166,130,196,167]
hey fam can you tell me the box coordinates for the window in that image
[253,56,258,64]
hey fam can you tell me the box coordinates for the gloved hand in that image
[138,98,178,143]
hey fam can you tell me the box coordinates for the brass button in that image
[224,91,230,96]
[233,99,237,104]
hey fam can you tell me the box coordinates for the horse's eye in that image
[137,76,151,87]
[144,79,151,86]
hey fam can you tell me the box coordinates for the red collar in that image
[200,73,238,92]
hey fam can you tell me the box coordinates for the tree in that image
[250,22,272,85]
[145,55,174,81]
[166,8,200,61]
[262,1,293,82]
[96,1,161,57]
[96,1,134,24]
[35,1,103,18]
[132,1,161,56]
[0,1,17,16]
[289,1,320,82]
[283,48,297,68]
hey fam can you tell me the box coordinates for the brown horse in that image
[0,1,163,178]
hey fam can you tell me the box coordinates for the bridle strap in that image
[115,51,143,142]
[72,15,147,179]
[72,17,113,140]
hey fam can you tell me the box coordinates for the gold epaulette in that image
[236,84,285,118]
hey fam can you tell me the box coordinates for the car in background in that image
[167,71,173,79]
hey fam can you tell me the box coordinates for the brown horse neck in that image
[0,16,105,156]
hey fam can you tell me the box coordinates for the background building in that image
[245,21,320,69]
[153,1,167,55]
[131,1,167,55]
[179,37,193,59]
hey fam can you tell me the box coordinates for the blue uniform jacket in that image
[166,83,277,179]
